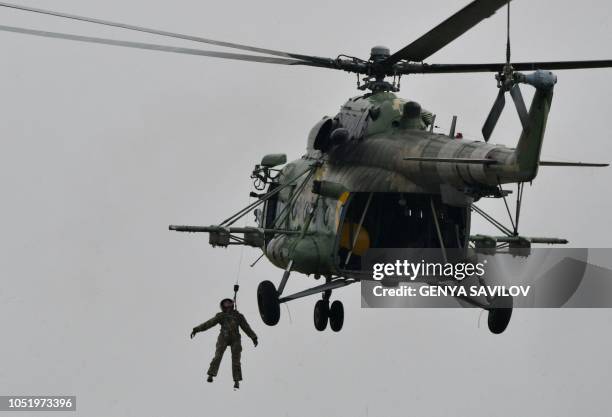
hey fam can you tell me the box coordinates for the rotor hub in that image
[369,45,390,63]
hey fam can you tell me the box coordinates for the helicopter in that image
[2,0,610,334]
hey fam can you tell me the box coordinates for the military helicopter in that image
[2,0,610,334]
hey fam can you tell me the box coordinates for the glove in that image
[190,328,198,339]
[253,338,258,347]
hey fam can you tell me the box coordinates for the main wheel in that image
[487,295,513,334]
[313,299,329,331]
[257,280,280,326]
[329,300,344,332]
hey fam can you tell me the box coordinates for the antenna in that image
[505,2,511,65]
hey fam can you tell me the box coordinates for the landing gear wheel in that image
[329,300,344,332]
[313,299,329,331]
[257,280,280,326]
[487,295,513,334]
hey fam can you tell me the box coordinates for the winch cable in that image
[231,165,315,305]
[223,164,317,305]
[232,196,250,308]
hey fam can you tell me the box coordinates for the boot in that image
[233,381,240,389]
[207,375,213,383]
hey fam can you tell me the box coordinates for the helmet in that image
[220,298,235,312]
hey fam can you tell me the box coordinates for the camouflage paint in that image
[263,83,553,277]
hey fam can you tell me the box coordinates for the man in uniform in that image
[190,298,258,389]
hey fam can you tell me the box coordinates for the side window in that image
[323,205,330,226]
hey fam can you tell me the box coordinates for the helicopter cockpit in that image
[307,94,434,155]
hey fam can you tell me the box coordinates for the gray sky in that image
[0,1,611,416]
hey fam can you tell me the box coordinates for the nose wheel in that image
[329,300,344,332]
[313,299,344,332]
[258,271,353,332]
[313,300,329,331]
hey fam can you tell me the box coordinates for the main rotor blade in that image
[384,0,510,65]
[0,24,317,66]
[482,89,506,141]
[0,1,334,65]
[398,60,612,74]
[509,84,529,130]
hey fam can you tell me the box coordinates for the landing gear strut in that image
[313,288,344,332]
[257,272,356,331]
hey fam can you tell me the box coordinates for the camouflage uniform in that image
[193,310,257,382]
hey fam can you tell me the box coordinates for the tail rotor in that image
[482,2,530,141]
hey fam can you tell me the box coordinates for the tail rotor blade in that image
[509,84,529,130]
[482,89,506,141]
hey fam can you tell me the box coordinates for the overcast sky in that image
[1,1,611,416]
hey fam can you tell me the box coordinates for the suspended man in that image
[190,298,258,389]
